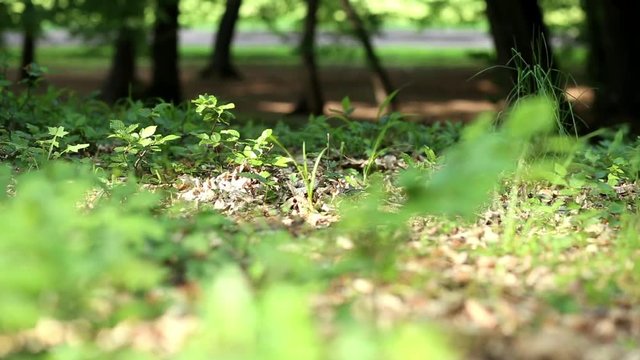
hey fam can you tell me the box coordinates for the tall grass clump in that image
[475,39,583,136]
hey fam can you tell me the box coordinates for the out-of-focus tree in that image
[97,4,144,103]
[56,0,148,102]
[2,0,47,79]
[147,0,182,103]
[293,0,324,115]
[582,0,640,130]
[0,2,10,48]
[0,0,70,78]
[101,18,143,103]
[413,0,486,28]
[19,0,37,80]
[485,0,555,81]
[540,0,584,37]
[484,0,579,133]
[244,0,299,39]
[339,0,398,109]
[201,0,243,79]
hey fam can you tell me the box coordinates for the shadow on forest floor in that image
[11,63,594,125]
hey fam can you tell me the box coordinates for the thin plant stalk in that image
[270,136,329,212]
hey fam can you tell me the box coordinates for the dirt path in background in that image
[31,64,593,124]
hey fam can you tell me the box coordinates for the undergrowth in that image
[1,66,639,359]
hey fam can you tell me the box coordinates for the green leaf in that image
[64,144,90,153]
[210,133,222,143]
[219,102,236,110]
[198,267,257,354]
[554,162,568,177]
[256,129,273,144]
[239,172,271,184]
[386,325,458,360]
[260,286,321,360]
[221,129,240,141]
[126,124,139,134]
[48,126,69,138]
[244,148,258,159]
[273,156,293,167]
[160,134,181,142]
[504,97,555,139]
[422,146,437,163]
[137,108,153,118]
[138,138,153,147]
[342,96,352,113]
[140,126,157,139]
[109,120,127,132]
[376,89,400,119]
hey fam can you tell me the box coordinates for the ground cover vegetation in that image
[2,0,640,358]
[1,60,640,358]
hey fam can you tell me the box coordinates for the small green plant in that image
[473,40,582,136]
[192,93,236,125]
[0,126,88,169]
[192,95,290,174]
[330,92,402,183]
[108,120,180,174]
[270,135,329,212]
[509,50,580,136]
[0,164,165,333]
[38,126,90,162]
[178,266,457,360]
[363,111,402,182]
[6,75,640,360]
[192,94,239,150]
[233,128,281,167]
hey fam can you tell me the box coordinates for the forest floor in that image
[31,62,594,125]
[5,53,631,360]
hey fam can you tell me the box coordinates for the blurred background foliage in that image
[0,0,584,32]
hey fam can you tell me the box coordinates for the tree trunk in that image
[339,0,398,111]
[19,0,36,80]
[0,2,8,48]
[147,0,182,103]
[101,28,138,103]
[583,0,640,130]
[484,0,578,133]
[19,32,35,80]
[201,0,242,79]
[292,0,324,116]
[484,0,561,99]
[485,0,554,71]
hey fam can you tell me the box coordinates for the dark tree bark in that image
[485,0,562,110]
[292,0,324,116]
[101,27,138,103]
[19,0,36,80]
[339,0,398,110]
[484,0,580,133]
[485,0,554,71]
[201,0,242,79]
[20,32,35,80]
[0,3,8,48]
[583,0,640,130]
[147,0,182,103]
